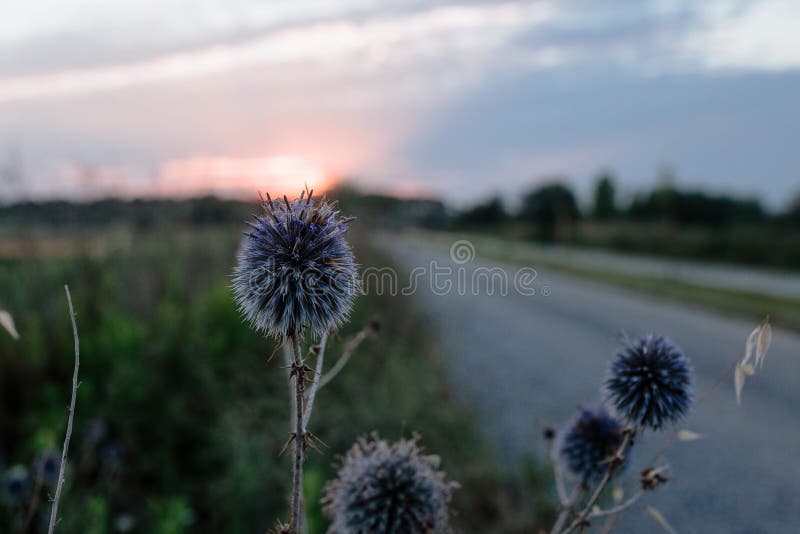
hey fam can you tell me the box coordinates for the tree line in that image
[455,172,800,235]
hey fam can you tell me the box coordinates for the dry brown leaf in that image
[677,430,703,442]
[646,506,678,534]
[743,325,760,366]
[0,310,19,340]
[734,363,746,405]
[756,321,772,368]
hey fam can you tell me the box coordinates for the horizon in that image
[0,176,789,216]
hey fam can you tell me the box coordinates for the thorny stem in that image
[318,328,369,389]
[549,486,584,534]
[283,345,296,432]
[302,331,329,432]
[282,325,371,531]
[289,334,306,534]
[559,430,634,534]
[281,344,303,533]
[590,491,644,519]
[545,425,581,534]
[596,488,645,533]
[48,285,80,534]
[547,434,569,506]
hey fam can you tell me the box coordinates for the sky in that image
[1,0,798,208]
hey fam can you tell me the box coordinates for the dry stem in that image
[48,285,80,534]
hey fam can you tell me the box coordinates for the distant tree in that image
[629,184,765,227]
[455,196,507,227]
[190,196,239,224]
[785,193,800,226]
[417,200,449,229]
[519,181,579,242]
[592,172,617,220]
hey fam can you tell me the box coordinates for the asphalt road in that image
[382,235,800,534]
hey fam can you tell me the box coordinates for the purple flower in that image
[323,435,457,533]
[232,190,358,339]
[605,335,693,430]
[560,406,629,484]
[2,465,29,506]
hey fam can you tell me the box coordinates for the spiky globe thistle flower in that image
[605,335,693,430]
[34,451,60,485]
[559,406,630,484]
[232,190,358,339]
[323,435,458,534]
[2,465,29,506]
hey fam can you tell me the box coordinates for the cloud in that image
[398,64,800,207]
[0,0,388,75]
[0,2,556,102]
[4,1,799,104]
[2,0,800,205]
[679,0,800,71]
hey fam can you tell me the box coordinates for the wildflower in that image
[323,435,457,533]
[232,190,358,339]
[101,442,125,465]
[34,451,60,484]
[605,335,693,430]
[114,514,137,532]
[84,418,108,445]
[2,465,29,506]
[560,406,629,484]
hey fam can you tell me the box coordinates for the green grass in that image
[452,219,800,271]
[0,223,554,533]
[416,231,800,332]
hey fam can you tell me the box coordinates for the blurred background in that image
[1,1,799,532]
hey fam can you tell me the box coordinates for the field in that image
[0,215,553,533]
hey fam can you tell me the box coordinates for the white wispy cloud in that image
[3,1,799,104]
[0,2,555,102]
[679,0,800,71]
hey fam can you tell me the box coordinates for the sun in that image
[158,154,335,198]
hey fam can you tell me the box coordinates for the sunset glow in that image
[157,155,336,198]
[1,1,799,206]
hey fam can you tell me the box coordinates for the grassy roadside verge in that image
[413,231,800,332]
[0,223,555,533]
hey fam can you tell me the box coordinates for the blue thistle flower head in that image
[34,451,60,485]
[605,334,693,430]
[323,435,458,534]
[84,418,108,445]
[2,465,30,506]
[101,442,125,465]
[559,406,630,484]
[232,189,358,339]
